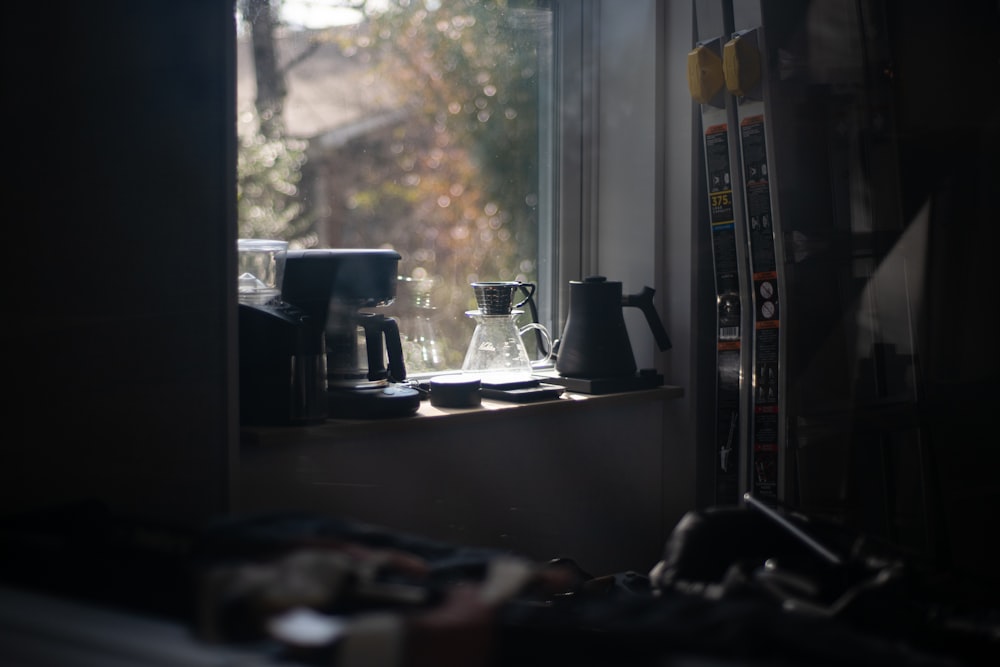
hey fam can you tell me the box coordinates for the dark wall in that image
[742,0,1000,590]
[1,1,237,525]
[888,0,1000,590]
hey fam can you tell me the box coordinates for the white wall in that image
[596,0,660,368]
[596,1,702,525]
[658,0,705,522]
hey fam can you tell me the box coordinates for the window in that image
[236,0,572,376]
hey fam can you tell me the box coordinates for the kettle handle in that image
[624,287,672,351]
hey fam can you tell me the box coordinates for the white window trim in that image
[550,0,601,329]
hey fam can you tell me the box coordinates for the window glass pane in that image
[237,0,554,375]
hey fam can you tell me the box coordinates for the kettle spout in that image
[624,287,672,351]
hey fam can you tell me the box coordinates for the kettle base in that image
[540,369,664,395]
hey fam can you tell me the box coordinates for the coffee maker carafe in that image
[281,248,420,419]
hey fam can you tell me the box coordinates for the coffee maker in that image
[281,248,421,419]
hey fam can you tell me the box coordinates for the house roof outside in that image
[237,25,402,141]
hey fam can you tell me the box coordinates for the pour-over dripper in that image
[471,281,535,315]
[462,279,551,379]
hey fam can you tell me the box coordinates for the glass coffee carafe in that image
[461,281,551,378]
[392,276,445,375]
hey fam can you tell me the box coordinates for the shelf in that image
[237,382,685,573]
[241,385,683,448]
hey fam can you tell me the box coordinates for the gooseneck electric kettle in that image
[555,276,672,378]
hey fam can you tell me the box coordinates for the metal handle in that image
[513,281,536,309]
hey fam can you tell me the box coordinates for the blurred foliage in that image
[236,108,315,244]
[238,0,550,369]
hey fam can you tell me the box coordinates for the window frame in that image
[547,0,600,336]
[235,0,604,376]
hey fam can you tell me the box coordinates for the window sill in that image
[240,383,683,449]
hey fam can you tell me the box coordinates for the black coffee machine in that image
[282,248,421,419]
